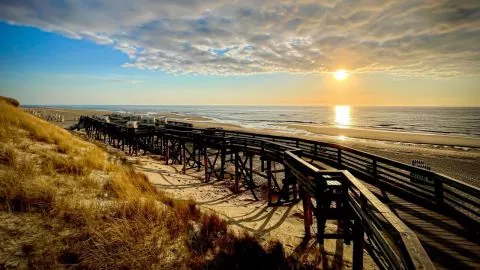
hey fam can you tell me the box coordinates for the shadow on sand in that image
[138,162,349,269]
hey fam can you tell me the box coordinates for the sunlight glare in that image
[334,69,348,80]
[335,105,351,127]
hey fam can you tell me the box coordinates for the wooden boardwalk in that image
[78,116,480,269]
[361,180,480,269]
[313,158,480,269]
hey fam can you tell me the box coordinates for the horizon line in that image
[22,104,480,108]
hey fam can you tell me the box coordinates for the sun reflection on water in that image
[335,105,351,127]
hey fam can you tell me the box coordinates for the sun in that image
[334,69,348,80]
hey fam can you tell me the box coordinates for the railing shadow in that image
[204,203,295,240]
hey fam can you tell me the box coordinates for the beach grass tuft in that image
[0,144,17,166]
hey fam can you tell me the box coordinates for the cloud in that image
[103,77,143,84]
[1,0,479,77]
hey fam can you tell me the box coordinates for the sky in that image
[0,0,479,106]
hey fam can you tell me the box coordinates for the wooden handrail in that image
[342,171,435,270]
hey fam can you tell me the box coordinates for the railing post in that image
[433,173,444,206]
[182,140,186,174]
[337,148,342,165]
[204,145,208,182]
[220,139,226,179]
[261,141,265,172]
[267,159,272,205]
[234,151,240,193]
[165,138,170,164]
[300,186,312,237]
[352,218,364,270]
[316,174,326,244]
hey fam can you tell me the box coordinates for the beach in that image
[184,117,480,187]
[25,106,480,187]
[19,105,479,268]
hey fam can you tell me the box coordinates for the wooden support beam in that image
[267,159,272,205]
[234,151,240,193]
[352,219,364,270]
[300,186,312,237]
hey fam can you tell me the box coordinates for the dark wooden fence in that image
[217,129,480,231]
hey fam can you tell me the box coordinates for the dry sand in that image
[125,154,377,269]
[22,107,211,128]
[22,107,102,129]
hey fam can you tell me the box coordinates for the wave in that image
[48,104,480,139]
[245,119,318,124]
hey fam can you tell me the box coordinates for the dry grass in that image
[0,144,17,165]
[0,165,54,213]
[41,153,89,176]
[0,99,302,269]
[104,167,156,199]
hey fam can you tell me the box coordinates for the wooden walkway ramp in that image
[360,180,480,269]
[312,158,480,269]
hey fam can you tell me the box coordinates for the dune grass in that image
[0,144,17,166]
[0,96,19,107]
[0,99,300,269]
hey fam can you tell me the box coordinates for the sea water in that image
[27,105,480,139]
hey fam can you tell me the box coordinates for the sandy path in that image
[127,155,377,269]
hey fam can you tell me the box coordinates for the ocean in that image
[27,105,480,139]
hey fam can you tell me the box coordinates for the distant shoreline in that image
[23,105,480,148]
[282,124,480,148]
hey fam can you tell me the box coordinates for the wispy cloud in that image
[103,77,143,84]
[1,0,479,77]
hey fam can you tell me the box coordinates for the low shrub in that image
[188,213,228,255]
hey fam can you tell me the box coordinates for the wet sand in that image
[283,124,480,148]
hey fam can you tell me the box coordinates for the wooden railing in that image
[78,117,442,269]
[218,129,480,229]
[284,152,435,270]
[148,125,438,269]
